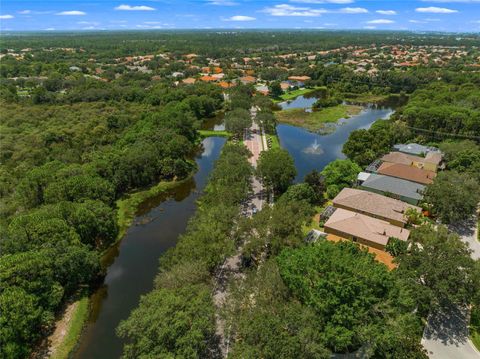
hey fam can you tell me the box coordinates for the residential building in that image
[358,172,425,205]
[287,75,311,87]
[332,188,421,227]
[239,75,256,85]
[393,143,442,157]
[381,151,442,172]
[324,208,410,251]
[377,162,436,185]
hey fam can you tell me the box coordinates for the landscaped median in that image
[471,305,480,351]
[198,129,231,138]
[275,104,362,132]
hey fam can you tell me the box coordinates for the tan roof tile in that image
[333,188,421,224]
[377,162,436,184]
[325,208,410,247]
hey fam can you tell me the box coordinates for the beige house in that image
[381,151,442,172]
[332,188,421,227]
[377,162,436,185]
[324,208,410,251]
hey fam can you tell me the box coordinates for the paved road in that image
[422,217,480,358]
[449,216,480,260]
[213,109,267,358]
[422,306,480,359]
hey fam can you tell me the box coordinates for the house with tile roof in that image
[358,172,425,205]
[376,162,436,185]
[393,143,442,157]
[332,188,421,227]
[381,151,442,172]
[324,208,410,250]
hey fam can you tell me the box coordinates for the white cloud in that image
[367,19,395,24]
[339,7,368,13]
[409,19,427,23]
[18,10,31,14]
[44,28,55,31]
[77,21,100,26]
[364,26,376,29]
[224,15,256,21]
[56,11,86,16]
[0,14,14,19]
[415,7,458,13]
[376,10,396,15]
[206,0,238,5]
[262,4,328,16]
[114,5,156,11]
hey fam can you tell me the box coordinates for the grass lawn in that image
[302,204,329,236]
[198,129,231,138]
[266,133,280,150]
[342,92,390,104]
[470,306,480,351]
[49,296,89,359]
[275,104,362,132]
[275,86,327,102]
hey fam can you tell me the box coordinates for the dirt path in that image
[35,301,79,359]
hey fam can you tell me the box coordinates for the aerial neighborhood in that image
[320,142,443,268]
[1,28,479,359]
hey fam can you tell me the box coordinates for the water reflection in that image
[277,106,395,182]
[74,137,226,359]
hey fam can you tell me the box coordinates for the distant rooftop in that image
[358,172,426,201]
[393,143,441,157]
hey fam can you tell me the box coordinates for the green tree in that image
[395,225,479,314]
[269,81,283,98]
[385,237,409,257]
[321,159,361,198]
[224,108,252,136]
[277,241,393,352]
[304,170,326,205]
[424,171,480,224]
[257,148,296,194]
[117,285,215,359]
[255,111,277,135]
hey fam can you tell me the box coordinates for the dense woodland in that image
[0,31,479,358]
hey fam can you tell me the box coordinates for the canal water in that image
[73,137,226,359]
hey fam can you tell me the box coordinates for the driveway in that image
[421,217,480,358]
[448,216,480,260]
[422,306,480,359]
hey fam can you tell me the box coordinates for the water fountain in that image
[303,138,324,155]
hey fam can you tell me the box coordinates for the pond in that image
[200,112,225,131]
[73,137,226,359]
[278,89,326,110]
[277,105,395,182]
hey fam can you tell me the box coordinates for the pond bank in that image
[275,104,362,133]
[72,137,226,359]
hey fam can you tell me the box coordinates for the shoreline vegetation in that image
[50,130,233,359]
[47,172,197,359]
[47,296,89,359]
[275,104,363,133]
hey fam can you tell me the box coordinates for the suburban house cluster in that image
[319,143,443,268]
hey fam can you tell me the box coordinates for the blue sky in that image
[0,0,479,32]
